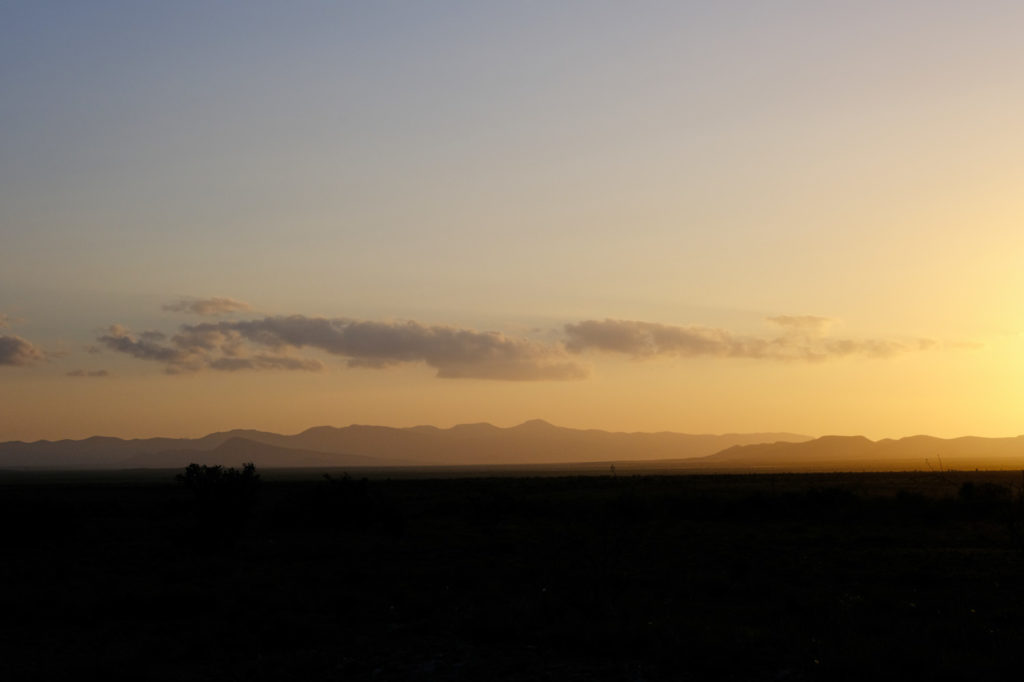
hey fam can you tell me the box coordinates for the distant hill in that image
[700,434,1024,470]
[0,421,810,469]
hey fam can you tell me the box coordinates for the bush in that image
[177,462,260,495]
[176,462,260,550]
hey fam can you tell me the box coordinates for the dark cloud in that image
[97,324,315,375]
[101,315,587,380]
[66,369,111,378]
[564,318,936,362]
[99,325,190,368]
[0,335,46,366]
[162,297,252,316]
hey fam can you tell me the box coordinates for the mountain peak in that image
[513,419,557,431]
[298,425,343,436]
[448,422,501,435]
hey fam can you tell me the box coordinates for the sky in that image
[3,1,1024,442]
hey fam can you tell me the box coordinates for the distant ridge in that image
[702,434,1024,470]
[0,422,810,470]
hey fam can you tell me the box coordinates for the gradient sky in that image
[3,1,1024,441]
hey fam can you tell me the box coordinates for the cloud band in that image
[564,318,935,362]
[101,316,587,380]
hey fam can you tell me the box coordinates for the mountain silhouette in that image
[0,422,810,469]
[702,434,1024,470]
[10,426,1024,471]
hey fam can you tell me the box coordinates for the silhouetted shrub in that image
[176,462,260,549]
[177,462,260,492]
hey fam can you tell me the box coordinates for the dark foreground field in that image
[3,468,1024,680]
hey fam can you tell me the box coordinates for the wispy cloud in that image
[100,315,587,380]
[564,318,936,362]
[0,335,46,366]
[66,369,111,378]
[206,355,324,372]
[162,297,252,316]
[765,315,835,335]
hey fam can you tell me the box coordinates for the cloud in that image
[99,312,945,377]
[0,313,28,330]
[100,315,587,380]
[0,335,46,366]
[564,318,936,362]
[190,316,587,380]
[66,369,111,378]
[162,297,252,316]
[207,355,324,372]
[766,315,835,335]
[99,325,190,367]
[96,324,277,374]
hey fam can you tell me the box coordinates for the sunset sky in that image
[3,2,1024,442]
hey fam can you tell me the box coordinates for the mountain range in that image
[3,422,1024,471]
[0,420,807,469]
[707,434,1024,470]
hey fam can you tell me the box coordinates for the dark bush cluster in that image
[176,461,261,491]
[176,462,261,549]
